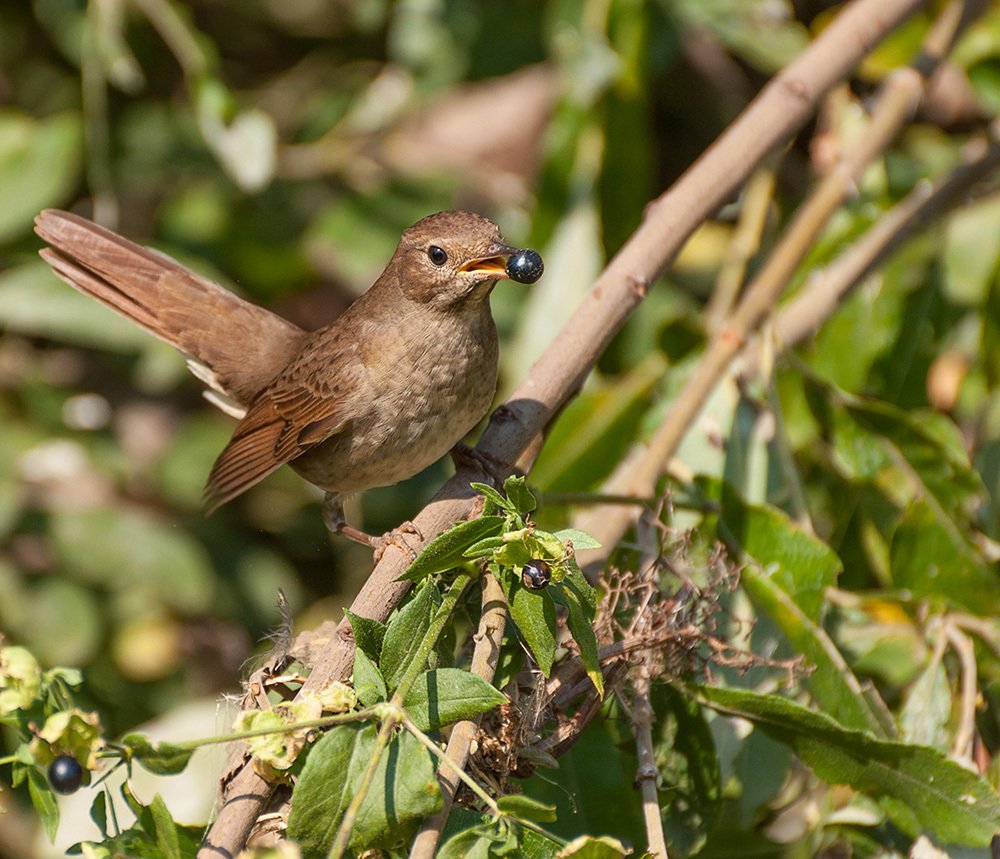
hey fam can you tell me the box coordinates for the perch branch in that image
[198,0,928,853]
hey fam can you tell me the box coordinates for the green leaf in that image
[552,529,602,550]
[898,657,950,749]
[696,685,1000,845]
[502,576,557,676]
[552,580,603,697]
[803,376,984,519]
[496,793,557,823]
[740,568,889,736]
[287,722,441,854]
[345,610,387,663]
[440,808,564,859]
[556,835,632,858]
[121,784,202,858]
[437,826,501,859]
[400,516,505,582]
[503,476,537,515]
[720,483,841,621]
[381,582,439,690]
[148,794,183,859]
[90,791,109,839]
[27,766,59,842]
[121,733,194,776]
[890,499,1000,614]
[462,535,507,559]
[652,685,720,856]
[353,648,388,707]
[402,669,507,732]
[471,483,513,514]
[563,561,598,611]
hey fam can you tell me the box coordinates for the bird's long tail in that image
[35,209,307,409]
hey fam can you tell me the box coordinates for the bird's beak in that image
[459,244,517,278]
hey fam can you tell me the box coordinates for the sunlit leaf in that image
[287,722,440,853]
[402,668,506,732]
[380,582,439,689]
[697,686,1000,845]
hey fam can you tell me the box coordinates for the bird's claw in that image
[450,442,510,488]
[370,522,423,565]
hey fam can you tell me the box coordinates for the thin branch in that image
[198,1,929,853]
[633,675,669,859]
[704,163,778,332]
[409,572,508,859]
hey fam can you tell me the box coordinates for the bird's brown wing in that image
[35,209,307,408]
[203,346,364,512]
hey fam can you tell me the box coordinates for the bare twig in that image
[408,573,508,859]
[704,163,778,331]
[633,675,669,859]
[198,1,928,853]
[575,0,977,567]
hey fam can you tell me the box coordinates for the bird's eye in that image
[428,245,448,266]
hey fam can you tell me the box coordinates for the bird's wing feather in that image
[203,344,364,511]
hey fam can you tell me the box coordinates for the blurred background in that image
[2,0,1000,853]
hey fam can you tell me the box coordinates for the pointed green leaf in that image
[345,611,387,663]
[403,668,507,732]
[890,499,1000,614]
[503,476,537,515]
[462,535,507,559]
[148,794,182,859]
[553,580,603,697]
[400,517,505,582]
[287,722,441,854]
[496,793,557,822]
[437,826,500,859]
[502,576,557,676]
[720,483,841,621]
[27,767,59,842]
[471,483,513,514]
[696,685,1000,846]
[353,648,387,707]
[381,582,439,689]
[121,733,195,776]
[740,568,888,736]
[552,529,602,550]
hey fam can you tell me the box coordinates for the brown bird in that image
[34,209,541,550]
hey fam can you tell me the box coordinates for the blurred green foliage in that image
[3,0,1000,855]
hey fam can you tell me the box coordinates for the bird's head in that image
[392,211,541,307]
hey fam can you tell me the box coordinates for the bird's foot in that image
[450,442,511,488]
[322,492,423,562]
[370,521,424,565]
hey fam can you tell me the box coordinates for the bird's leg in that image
[322,492,423,562]
[450,442,511,488]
